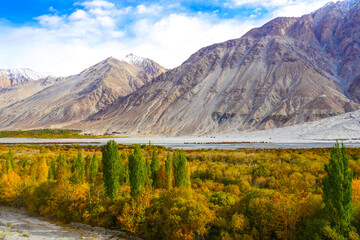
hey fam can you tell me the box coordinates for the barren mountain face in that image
[0,57,164,130]
[76,0,360,135]
[1,0,360,135]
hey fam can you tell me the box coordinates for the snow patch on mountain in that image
[123,53,146,66]
[0,68,45,81]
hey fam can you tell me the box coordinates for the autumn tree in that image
[151,148,159,187]
[174,150,190,188]
[129,145,146,197]
[322,142,353,237]
[102,140,124,201]
[165,153,173,189]
[37,157,49,184]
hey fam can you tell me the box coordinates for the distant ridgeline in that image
[0,129,111,138]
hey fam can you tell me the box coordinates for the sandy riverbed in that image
[0,206,126,240]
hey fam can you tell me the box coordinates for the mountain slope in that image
[77,0,360,135]
[0,57,157,130]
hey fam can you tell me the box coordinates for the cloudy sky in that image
[0,0,333,76]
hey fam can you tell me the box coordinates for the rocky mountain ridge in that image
[74,0,360,135]
[0,57,165,130]
[1,0,360,136]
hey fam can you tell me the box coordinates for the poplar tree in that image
[322,141,353,236]
[165,153,173,189]
[55,153,69,184]
[71,151,85,184]
[37,157,49,184]
[151,148,159,186]
[85,154,91,178]
[145,156,152,186]
[90,153,98,183]
[174,150,190,188]
[48,158,56,180]
[102,140,124,201]
[129,145,146,197]
[6,149,14,172]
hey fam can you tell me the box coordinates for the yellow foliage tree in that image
[37,157,49,184]
[0,170,23,203]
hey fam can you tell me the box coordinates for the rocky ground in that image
[0,206,128,240]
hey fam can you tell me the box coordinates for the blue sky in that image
[0,0,331,76]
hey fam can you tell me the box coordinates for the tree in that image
[165,153,173,189]
[89,153,98,183]
[174,150,190,188]
[145,156,152,186]
[55,153,70,184]
[102,140,124,201]
[322,141,353,236]
[129,145,146,197]
[84,154,91,179]
[48,158,56,180]
[151,148,159,187]
[37,157,49,184]
[71,151,85,184]
[5,149,14,172]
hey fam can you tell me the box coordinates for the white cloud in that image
[35,15,64,28]
[272,0,330,17]
[136,4,163,15]
[81,0,115,9]
[0,0,332,76]
[227,0,291,8]
[228,0,330,17]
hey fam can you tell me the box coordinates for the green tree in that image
[145,156,152,186]
[71,151,85,184]
[55,153,70,184]
[165,153,173,189]
[102,140,124,201]
[5,149,14,172]
[48,158,56,180]
[129,145,146,197]
[151,148,159,187]
[322,141,353,236]
[84,154,91,179]
[174,150,190,188]
[89,153,98,183]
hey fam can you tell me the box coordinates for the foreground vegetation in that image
[1,142,360,239]
[0,129,113,138]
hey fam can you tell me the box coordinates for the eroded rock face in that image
[77,0,360,135]
[0,57,163,130]
[1,0,360,135]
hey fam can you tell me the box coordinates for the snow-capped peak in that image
[123,53,147,66]
[0,68,45,81]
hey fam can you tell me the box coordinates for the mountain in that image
[76,0,360,135]
[0,68,46,88]
[124,53,167,78]
[0,57,164,130]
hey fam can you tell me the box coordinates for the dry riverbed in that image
[0,206,129,240]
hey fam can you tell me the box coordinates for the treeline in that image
[0,128,111,138]
[1,142,360,239]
